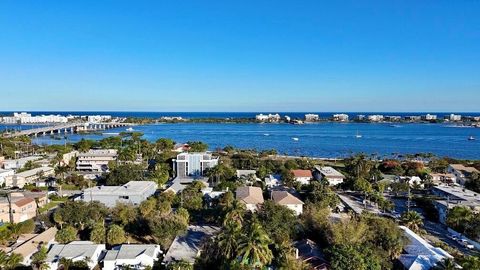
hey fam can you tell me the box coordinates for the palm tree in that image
[237,222,273,268]
[216,222,241,260]
[58,257,72,270]
[400,211,423,233]
[223,200,246,227]
[4,253,23,270]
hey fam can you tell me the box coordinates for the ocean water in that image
[3,122,479,160]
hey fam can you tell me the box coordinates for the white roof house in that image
[103,244,162,270]
[398,226,453,270]
[163,225,219,265]
[314,166,345,186]
[46,241,106,270]
[82,181,157,207]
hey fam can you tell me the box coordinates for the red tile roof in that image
[291,170,312,178]
[14,197,35,207]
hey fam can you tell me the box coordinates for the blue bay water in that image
[3,122,479,160]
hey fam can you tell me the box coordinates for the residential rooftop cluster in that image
[0,131,479,270]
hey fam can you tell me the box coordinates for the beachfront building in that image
[103,244,162,270]
[4,167,54,188]
[422,114,438,121]
[173,152,218,178]
[7,227,57,265]
[236,186,264,212]
[87,115,112,123]
[304,114,320,122]
[384,115,402,122]
[2,156,43,170]
[1,112,68,124]
[448,114,462,121]
[313,166,345,186]
[76,149,118,172]
[431,185,480,224]
[332,114,349,122]
[398,226,453,270]
[271,191,304,216]
[82,181,157,207]
[291,169,313,185]
[46,241,106,270]
[255,113,281,122]
[447,164,479,185]
[367,115,384,122]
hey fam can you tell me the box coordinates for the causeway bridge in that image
[2,122,134,138]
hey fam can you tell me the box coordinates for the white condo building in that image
[174,152,219,178]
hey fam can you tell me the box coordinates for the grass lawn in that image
[39,201,65,213]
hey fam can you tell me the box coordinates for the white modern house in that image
[46,241,106,270]
[313,166,345,186]
[291,170,313,185]
[265,174,281,188]
[82,181,157,207]
[271,191,304,216]
[76,149,118,172]
[173,152,218,178]
[103,244,162,270]
[236,186,264,212]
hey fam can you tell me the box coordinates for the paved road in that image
[390,196,479,256]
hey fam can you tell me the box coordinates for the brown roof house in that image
[0,193,38,224]
[236,186,264,212]
[271,191,304,216]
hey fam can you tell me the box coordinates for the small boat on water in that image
[468,136,476,141]
[355,131,362,138]
[292,137,299,141]
[263,133,270,136]
[126,127,134,132]
[390,124,402,128]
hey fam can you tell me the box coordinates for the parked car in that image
[447,234,458,241]
[459,239,475,249]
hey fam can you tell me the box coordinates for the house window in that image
[119,196,129,200]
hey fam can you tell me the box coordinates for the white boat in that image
[292,137,299,141]
[355,131,362,138]
[263,133,270,136]
[126,127,134,132]
[468,136,476,141]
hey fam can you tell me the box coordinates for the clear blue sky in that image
[0,1,479,112]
